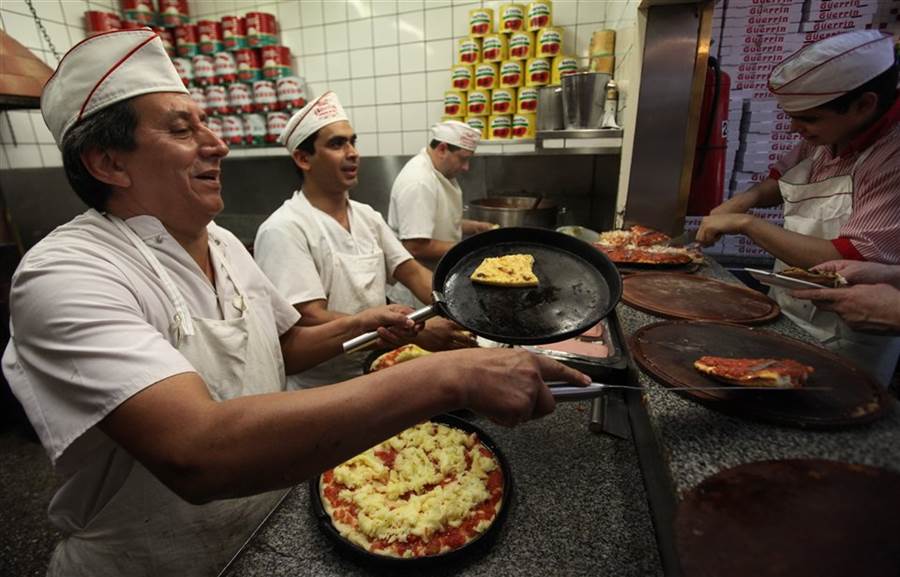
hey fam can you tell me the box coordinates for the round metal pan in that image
[432,226,622,345]
[343,227,622,352]
[309,414,513,569]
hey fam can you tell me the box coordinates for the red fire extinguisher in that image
[687,56,730,216]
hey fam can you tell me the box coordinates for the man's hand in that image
[461,219,496,235]
[354,304,420,348]
[812,260,900,289]
[696,213,753,246]
[790,284,900,335]
[443,348,589,427]
[415,317,477,351]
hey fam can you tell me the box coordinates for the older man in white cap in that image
[697,30,900,385]
[2,30,587,577]
[387,120,495,307]
[254,93,478,388]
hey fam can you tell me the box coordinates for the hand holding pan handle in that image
[342,304,439,354]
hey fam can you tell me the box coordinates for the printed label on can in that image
[489,115,512,139]
[512,113,535,139]
[444,91,466,116]
[159,0,189,27]
[482,35,507,62]
[207,116,224,140]
[222,16,248,51]
[206,85,230,114]
[222,115,244,145]
[172,57,193,85]
[246,12,277,48]
[527,1,552,30]
[457,38,481,64]
[253,80,278,112]
[474,63,498,89]
[491,88,515,114]
[214,52,238,84]
[121,0,154,25]
[508,32,533,60]
[192,54,215,85]
[517,87,539,112]
[526,58,551,86]
[266,111,290,143]
[189,86,206,109]
[467,90,489,116]
[465,116,488,139]
[500,4,525,32]
[499,61,523,88]
[537,28,562,56]
[552,55,578,85]
[175,24,198,57]
[277,76,307,110]
[242,113,266,146]
[469,9,493,36]
[228,83,253,113]
[198,20,224,54]
[236,49,262,83]
[450,65,473,90]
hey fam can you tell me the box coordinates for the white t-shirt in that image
[388,148,464,243]
[1,209,299,531]
[254,191,412,307]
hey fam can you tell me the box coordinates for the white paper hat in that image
[279,91,349,151]
[430,120,481,151]
[41,28,188,148]
[768,31,895,112]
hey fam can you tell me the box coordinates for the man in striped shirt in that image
[697,30,899,385]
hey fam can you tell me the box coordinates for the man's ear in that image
[80,148,132,189]
[292,148,312,172]
[852,91,879,117]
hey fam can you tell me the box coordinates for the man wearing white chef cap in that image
[697,30,900,385]
[2,30,588,577]
[255,93,477,389]
[387,120,495,308]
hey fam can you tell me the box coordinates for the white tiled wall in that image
[1,0,642,168]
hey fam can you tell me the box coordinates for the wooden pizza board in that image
[622,272,780,324]
[675,459,900,577]
[629,321,890,429]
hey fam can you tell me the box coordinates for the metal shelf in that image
[536,128,624,139]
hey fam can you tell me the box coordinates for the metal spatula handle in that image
[342,305,438,354]
[547,381,830,401]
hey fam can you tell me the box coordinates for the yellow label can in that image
[473,62,498,91]
[525,57,551,87]
[450,64,474,91]
[481,34,508,63]
[512,113,536,139]
[466,89,491,116]
[499,3,526,33]
[517,86,539,113]
[491,87,516,115]
[498,60,524,88]
[489,114,512,139]
[443,90,466,117]
[465,116,489,139]
[536,27,562,58]
[551,55,578,85]
[508,31,534,61]
[468,8,494,37]
[457,37,481,65]
[526,0,552,31]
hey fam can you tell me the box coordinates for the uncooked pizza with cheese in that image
[470,253,539,287]
[693,356,815,389]
[320,422,505,558]
[369,344,432,372]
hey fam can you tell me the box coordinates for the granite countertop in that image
[615,261,900,497]
[223,404,663,577]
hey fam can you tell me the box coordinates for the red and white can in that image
[276,76,307,111]
[120,0,155,25]
[222,16,247,51]
[261,45,291,80]
[85,11,121,34]
[205,85,231,115]
[214,51,238,84]
[207,116,224,141]
[253,80,279,112]
[172,57,193,86]
[236,49,262,83]
[242,113,266,146]
[198,20,224,54]
[245,12,277,48]
[156,0,189,27]
[227,83,254,113]
[265,111,290,144]
[188,86,206,110]
[175,24,198,57]
[153,26,175,56]
[192,54,215,86]
[222,115,244,145]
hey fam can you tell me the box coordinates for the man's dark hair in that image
[61,99,139,211]
[291,129,319,185]
[429,139,461,152]
[820,64,898,116]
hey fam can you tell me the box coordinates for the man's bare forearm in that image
[743,217,842,268]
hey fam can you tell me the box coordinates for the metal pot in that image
[536,85,564,131]
[466,196,561,229]
[561,71,611,129]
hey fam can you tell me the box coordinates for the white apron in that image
[290,200,387,389]
[771,147,900,386]
[49,216,288,577]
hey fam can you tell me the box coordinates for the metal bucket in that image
[536,85,563,131]
[466,196,561,229]
[561,71,611,129]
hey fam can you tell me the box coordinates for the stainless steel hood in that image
[0,30,53,110]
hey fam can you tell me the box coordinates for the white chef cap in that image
[768,31,895,113]
[430,120,481,152]
[41,28,188,148]
[278,91,349,151]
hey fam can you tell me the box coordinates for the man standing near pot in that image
[388,121,495,307]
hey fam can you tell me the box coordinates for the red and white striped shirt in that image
[770,95,900,264]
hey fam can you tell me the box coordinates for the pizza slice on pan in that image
[470,254,539,287]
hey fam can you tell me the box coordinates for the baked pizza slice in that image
[629,225,671,247]
[693,356,814,389]
[470,254,539,287]
[370,344,432,372]
[779,267,847,288]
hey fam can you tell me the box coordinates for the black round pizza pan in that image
[309,414,513,569]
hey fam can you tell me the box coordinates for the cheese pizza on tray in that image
[319,421,505,559]
[594,225,702,265]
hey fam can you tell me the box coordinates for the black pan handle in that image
[342,305,438,354]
